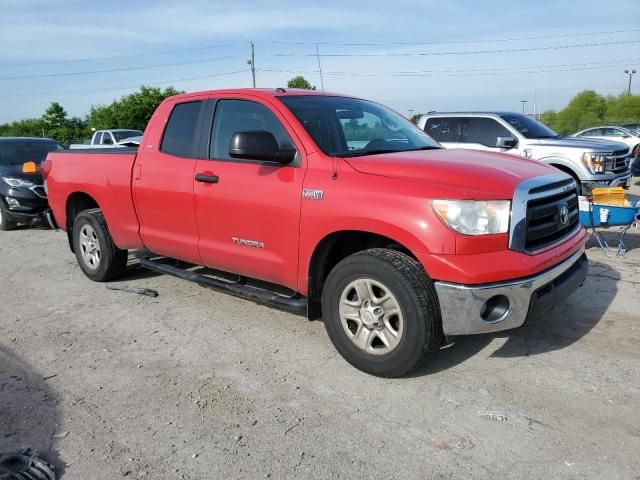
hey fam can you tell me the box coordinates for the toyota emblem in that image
[559,204,569,225]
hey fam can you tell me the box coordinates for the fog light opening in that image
[480,295,511,323]
[5,197,20,208]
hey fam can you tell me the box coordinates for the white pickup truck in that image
[69,129,143,149]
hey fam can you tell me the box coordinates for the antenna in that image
[315,45,325,92]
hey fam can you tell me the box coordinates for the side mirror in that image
[496,136,517,149]
[229,131,296,164]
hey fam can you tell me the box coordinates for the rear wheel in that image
[0,199,17,231]
[321,248,442,377]
[72,210,128,281]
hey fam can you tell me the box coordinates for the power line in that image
[260,58,639,76]
[0,69,248,99]
[258,59,638,78]
[267,28,640,46]
[0,43,235,68]
[272,39,640,57]
[0,55,237,81]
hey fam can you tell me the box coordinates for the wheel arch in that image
[306,230,420,319]
[65,192,101,252]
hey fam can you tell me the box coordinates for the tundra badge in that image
[232,237,265,249]
[303,189,324,200]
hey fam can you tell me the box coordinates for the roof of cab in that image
[166,88,352,102]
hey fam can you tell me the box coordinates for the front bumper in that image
[434,247,587,336]
[582,172,631,194]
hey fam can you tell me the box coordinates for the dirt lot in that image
[2,184,640,480]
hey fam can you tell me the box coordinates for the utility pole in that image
[315,45,325,92]
[520,100,528,114]
[408,109,414,120]
[247,41,256,88]
[625,69,636,95]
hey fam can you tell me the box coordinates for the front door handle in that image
[195,173,219,184]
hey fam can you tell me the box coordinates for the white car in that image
[573,126,640,157]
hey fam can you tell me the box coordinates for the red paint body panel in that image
[45,151,142,249]
[45,88,586,297]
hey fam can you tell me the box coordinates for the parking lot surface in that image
[1,184,639,479]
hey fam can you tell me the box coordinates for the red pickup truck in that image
[44,88,588,377]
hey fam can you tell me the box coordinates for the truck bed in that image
[45,149,143,249]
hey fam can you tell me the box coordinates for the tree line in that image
[0,86,183,146]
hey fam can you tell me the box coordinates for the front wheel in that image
[72,210,128,282]
[0,199,17,231]
[321,249,442,377]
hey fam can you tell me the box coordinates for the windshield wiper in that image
[336,146,439,158]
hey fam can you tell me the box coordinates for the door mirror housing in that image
[496,136,517,149]
[229,131,296,164]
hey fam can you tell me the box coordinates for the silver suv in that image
[418,112,631,194]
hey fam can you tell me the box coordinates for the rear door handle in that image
[195,173,219,184]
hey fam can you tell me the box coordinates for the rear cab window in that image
[160,101,203,158]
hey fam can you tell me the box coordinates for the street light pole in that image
[408,109,414,120]
[624,69,636,95]
[521,100,528,114]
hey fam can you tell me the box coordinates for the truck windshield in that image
[499,114,559,139]
[280,96,440,157]
[0,141,63,165]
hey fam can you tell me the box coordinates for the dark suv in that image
[0,137,63,230]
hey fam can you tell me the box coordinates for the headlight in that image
[432,199,511,235]
[581,153,606,174]
[1,177,35,188]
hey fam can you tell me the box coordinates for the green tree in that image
[551,90,607,134]
[88,86,184,131]
[539,109,558,130]
[410,113,422,125]
[604,93,640,124]
[287,76,315,90]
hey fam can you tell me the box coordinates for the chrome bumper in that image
[582,172,631,193]
[434,247,587,336]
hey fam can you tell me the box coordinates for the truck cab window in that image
[210,100,295,161]
[160,101,203,158]
[460,118,512,147]
[94,132,103,145]
[424,117,462,143]
[102,133,113,145]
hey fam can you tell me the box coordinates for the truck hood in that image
[531,136,629,152]
[345,148,557,199]
[0,164,44,184]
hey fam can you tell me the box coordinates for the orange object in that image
[592,187,630,207]
[22,161,38,174]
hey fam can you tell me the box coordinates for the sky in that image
[0,0,639,124]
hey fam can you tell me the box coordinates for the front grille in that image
[525,189,579,251]
[605,149,630,173]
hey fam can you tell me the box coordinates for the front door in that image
[193,97,306,289]
[133,99,204,264]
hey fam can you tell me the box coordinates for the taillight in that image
[41,158,52,178]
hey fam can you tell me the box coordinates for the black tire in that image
[321,248,442,377]
[72,209,128,282]
[0,198,17,231]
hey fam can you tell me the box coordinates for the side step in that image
[139,257,308,316]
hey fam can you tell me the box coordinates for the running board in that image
[139,257,308,316]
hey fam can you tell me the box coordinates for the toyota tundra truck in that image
[43,89,588,377]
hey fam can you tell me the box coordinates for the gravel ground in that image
[1,182,639,479]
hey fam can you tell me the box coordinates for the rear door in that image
[193,96,305,289]
[132,99,205,264]
[423,117,461,148]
